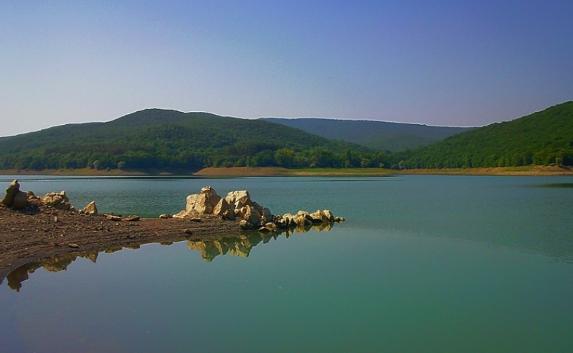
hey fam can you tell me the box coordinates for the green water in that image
[1,175,573,353]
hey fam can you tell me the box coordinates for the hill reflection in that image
[2,223,334,292]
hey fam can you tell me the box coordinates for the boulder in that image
[80,201,98,215]
[322,209,335,222]
[41,191,72,210]
[261,207,273,224]
[2,180,20,207]
[239,219,253,230]
[236,204,262,227]
[213,198,234,220]
[263,222,277,232]
[12,191,28,210]
[159,214,172,219]
[173,186,221,218]
[294,211,313,226]
[309,209,335,223]
[26,191,41,206]
[225,190,252,209]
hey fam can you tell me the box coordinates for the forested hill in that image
[403,101,573,168]
[264,118,470,151]
[0,109,384,171]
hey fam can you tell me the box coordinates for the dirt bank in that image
[0,205,240,282]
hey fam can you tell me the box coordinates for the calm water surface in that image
[1,175,573,353]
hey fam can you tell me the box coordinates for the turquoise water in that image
[1,175,573,352]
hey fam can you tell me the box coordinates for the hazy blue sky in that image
[1,0,572,136]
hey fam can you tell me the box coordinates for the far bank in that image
[195,166,573,177]
[1,165,572,177]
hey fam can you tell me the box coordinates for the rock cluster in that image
[174,186,344,232]
[1,180,51,210]
[2,179,85,213]
[41,191,72,210]
[174,186,271,224]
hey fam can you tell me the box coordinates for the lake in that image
[1,175,573,353]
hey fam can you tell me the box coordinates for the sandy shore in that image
[0,205,240,282]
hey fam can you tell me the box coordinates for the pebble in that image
[123,216,140,222]
[68,243,79,248]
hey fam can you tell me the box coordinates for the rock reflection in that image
[187,222,333,261]
[5,252,99,292]
[3,223,334,291]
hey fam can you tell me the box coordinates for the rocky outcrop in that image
[174,186,345,232]
[1,180,29,210]
[80,201,98,215]
[41,191,72,210]
[174,187,271,227]
[173,186,222,218]
[2,180,78,211]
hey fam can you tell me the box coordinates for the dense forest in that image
[401,101,573,168]
[0,109,389,171]
[1,102,571,172]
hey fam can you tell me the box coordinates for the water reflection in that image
[188,222,332,261]
[2,223,333,292]
[530,183,573,188]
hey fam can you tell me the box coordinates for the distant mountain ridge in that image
[0,109,378,171]
[263,117,471,151]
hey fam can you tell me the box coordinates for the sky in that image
[1,0,572,136]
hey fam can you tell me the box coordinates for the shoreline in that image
[0,206,241,282]
[194,166,573,177]
[1,165,572,178]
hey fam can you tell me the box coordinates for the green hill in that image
[263,118,470,151]
[404,101,573,168]
[0,109,383,171]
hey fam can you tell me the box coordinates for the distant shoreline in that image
[1,165,572,177]
[195,166,573,177]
